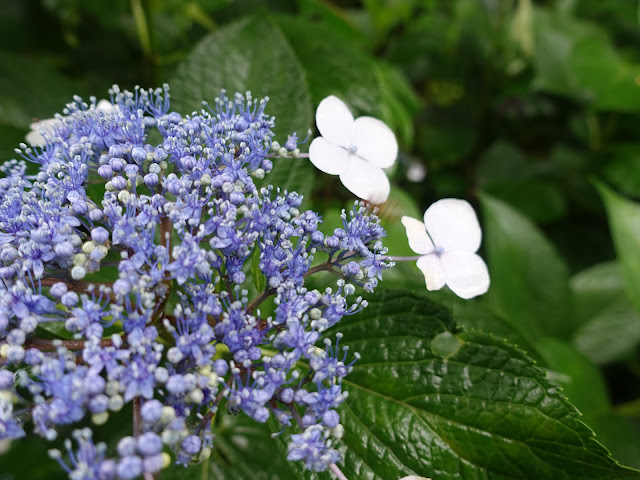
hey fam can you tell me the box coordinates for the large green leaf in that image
[570,262,640,364]
[536,338,640,469]
[533,9,640,111]
[170,16,312,138]
[428,289,542,364]
[258,156,317,201]
[273,14,381,116]
[162,411,297,480]
[279,289,639,479]
[596,182,640,316]
[477,142,568,224]
[0,51,77,130]
[169,15,315,197]
[480,194,573,340]
[601,145,640,198]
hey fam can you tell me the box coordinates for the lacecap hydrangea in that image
[0,85,393,478]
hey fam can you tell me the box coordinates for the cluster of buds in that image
[0,85,393,478]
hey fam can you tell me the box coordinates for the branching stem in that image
[246,288,276,314]
[24,337,120,352]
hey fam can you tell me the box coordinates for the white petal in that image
[441,251,490,299]
[25,130,46,147]
[424,198,482,252]
[96,99,114,112]
[401,216,434,255]
[416,254,446,291]
[338,156,390,203]
[309,137,349,175]
[352,116,398,168]
[315,95,354,148]
[26,118,64,146]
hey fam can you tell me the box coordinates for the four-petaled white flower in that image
[309,95,398,204]
[401,198,490,299]
[26,99,114,147]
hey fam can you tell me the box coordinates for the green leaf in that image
[374,62,420,149]
[536,338,609,415]
[428,289,543,363]
[477,142,569,223]
[291,289,640,479]
[297,0,369,49]
[532,9,640,111]
[0,124,31,162]
[480,193,573,340]
[570,262,640,364]
[170,16,313,139]
[601,145,640,197]
[251,246,266,293]
[536,338,640,469]
[257,157,316,201]
[595,182,640,316]
[0,51,77,129]
[274,14,381,116]
[169,15,315,198]
[0,435,67,480]
[162,411,297,480]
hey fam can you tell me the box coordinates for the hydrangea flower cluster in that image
[0,85,393,478]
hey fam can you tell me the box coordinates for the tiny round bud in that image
[144,173,159,187]
[98,165,113,179]
[160,406,176,424]
[111,176,127,190]
[54,241,74,258]
[141,399,163,423]
[323,410,340,428]
[91,227,109,244]
[167,347,183,364]
[131,147,147,163]
[89,208,104,221]
[61,291,79,307]
[82,241,96,254]
[92,412,109,425]
[181,435,201,455]
[213,359,228,376]
[0,370,14,389]
[71,265,87,280]
[137,432,163,456]
[109,394,124,412]
[118,190,131,203]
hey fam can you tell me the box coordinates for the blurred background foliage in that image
[3,0,640,478]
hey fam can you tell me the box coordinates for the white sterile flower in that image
[401,198,490,299]
[26,100,115,147]
[309,95,398,203]
[25,117,64,147]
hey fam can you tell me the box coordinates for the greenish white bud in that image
[118,190,130,203]
[160,406,176,424]
[71,265,86,280]
[82,241,96,254]
[73,253,87,266]
[109,394,124,412]
[92,412,109,425]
